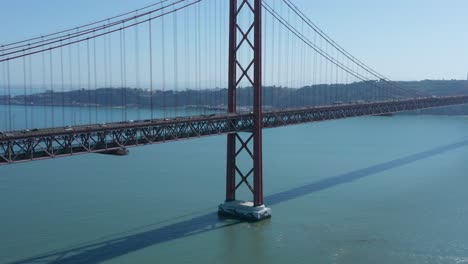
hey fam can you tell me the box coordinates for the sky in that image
[0,0,467,85]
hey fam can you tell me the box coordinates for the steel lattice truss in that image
[1,95,467,165]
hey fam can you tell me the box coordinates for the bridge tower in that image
[218,0,271,221]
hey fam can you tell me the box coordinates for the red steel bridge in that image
[1,0,467,220]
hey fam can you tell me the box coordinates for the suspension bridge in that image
[1,0,467,221]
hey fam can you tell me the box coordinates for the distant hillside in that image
[397,80,468,115]
[0,80,468,115]
[395,80,468,96]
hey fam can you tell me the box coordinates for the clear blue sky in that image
[1,0,467,82]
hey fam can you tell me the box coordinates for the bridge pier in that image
[218,0,271,221]
[219,200,271,221]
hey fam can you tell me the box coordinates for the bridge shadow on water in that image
[9,138,468,264]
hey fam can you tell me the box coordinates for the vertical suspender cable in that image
[184,6,190,109]
[202,0,207,109]
[103,31,108,122]
[301,21,306,106]
[196,2,201,112]
[312,31,317,105]
[77,40,82,124]
[108,22,114,122]
[28,54,33,128]
[1,53,4,130]
[276,4,282,108]
[339,52,344,102]
[214,0,218,107]
[215,2,219,107]
[23,53,28,128]
[173,5,179,116]
[87,39,91,123]
[335,49,339,102]
[49,49,54,127]
[123,23,128,121]
[270,1,275,109]
[316,35,325,104]
[343,56,347,101]
[135,14,141,121]
[93,33,98,123]
[42,43,47,127]
[120,27,124,121]
[330,44,334,102]
[6,60,12,131]
[149,15,154,120]
[60,42,65,126]
[329,42,333,103]
[68,43,73,124]
[292,10,297,106]
[161,3,167,117]
[218,1,223,107]
[286,6,291,106]
[324,42,329,104]
[262,1,267,108]
[210,1,214,107]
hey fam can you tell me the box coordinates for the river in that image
[1,113,468,263]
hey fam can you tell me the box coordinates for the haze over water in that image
[1,109,468,263]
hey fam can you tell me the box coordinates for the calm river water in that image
[1,111,468,263]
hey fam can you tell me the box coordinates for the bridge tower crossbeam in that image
[218,0,271,221]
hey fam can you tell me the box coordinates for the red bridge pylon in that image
[218,0,271,221]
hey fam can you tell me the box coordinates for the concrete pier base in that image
[218,200,271,221]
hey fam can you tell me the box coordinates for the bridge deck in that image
[1,96,467,165]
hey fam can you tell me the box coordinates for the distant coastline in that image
[0,80,467,115]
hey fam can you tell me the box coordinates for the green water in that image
[1,115,468,263]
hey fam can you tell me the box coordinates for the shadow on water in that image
[9,138,468,264]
